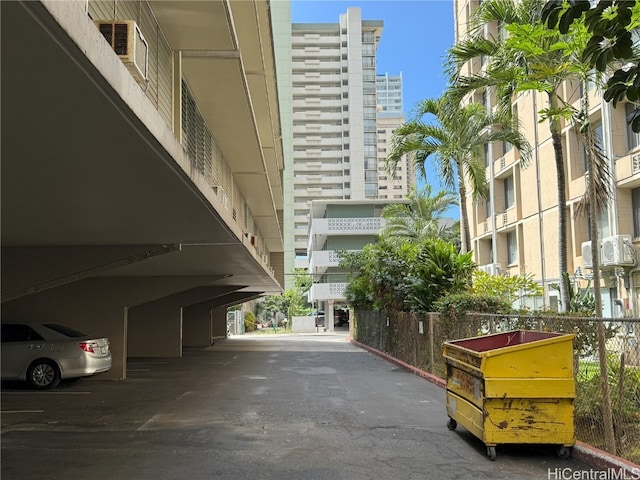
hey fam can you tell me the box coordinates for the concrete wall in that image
[183,303,213,347]
[291,315,316,333]
[128,298,182,358]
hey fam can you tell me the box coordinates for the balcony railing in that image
[309,282,348,301]
[311,217,384,236]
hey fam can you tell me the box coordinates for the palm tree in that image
[386,94,530,253]
[380,184,458,244]
[448,0,612,311]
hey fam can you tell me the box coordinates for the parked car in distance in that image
[1,322,112,389]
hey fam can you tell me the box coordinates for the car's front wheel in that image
[27,359,60,389]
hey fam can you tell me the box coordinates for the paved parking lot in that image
[2,333,602,479]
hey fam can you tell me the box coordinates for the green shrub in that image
[433,293,510,340]
[433,292,510,318]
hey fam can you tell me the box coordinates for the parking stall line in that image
[1,410,45,414]
[1,391,91,395]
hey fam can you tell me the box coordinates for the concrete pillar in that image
[183,303,212,347]
[127,298,182,358]
[212,307,228,339]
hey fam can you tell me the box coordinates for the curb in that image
[349,338,640,474]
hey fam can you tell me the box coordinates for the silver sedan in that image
[1,322,112,389]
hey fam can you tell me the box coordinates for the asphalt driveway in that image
[1,332,601,479]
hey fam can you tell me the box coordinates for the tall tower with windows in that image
[287,8,383,268]
[375,72,414,199]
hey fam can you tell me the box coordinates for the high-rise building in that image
[376,72,403,113]
[376,72,413,200]
[285,8,383,279]
[454,0,640,317]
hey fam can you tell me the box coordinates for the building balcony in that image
[309,282,348,302]
[292,36,342,47]
[292,137,342,148]
[617,151,640,185]
[292,124,342,135]
[294,175,345,186]
[293,86,342,96]
[292,98,342,109]
[292,111,343,122]
[310,217,384,237]
[494,149,518,175]
[478,215,494,237]
[495,206,517,230]
[309,249,357,274]
[292,60,342,71]
[292,149,343,160]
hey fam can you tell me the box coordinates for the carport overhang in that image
[1,0,285,312]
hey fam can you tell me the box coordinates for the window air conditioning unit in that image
[478,263,501,275]
[601,234,635,266]
[95,20,148,86]
[581,241,593,269]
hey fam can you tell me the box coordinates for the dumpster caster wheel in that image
[557,446,572,459]
[447,418,457,431]
[486,446,497,461]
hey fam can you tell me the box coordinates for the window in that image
[507,231,518,265]
[583,120,603,171]
[633,187,640,238]
[1,324,44,343]
[504,175,515,209]
[627,104,640,151]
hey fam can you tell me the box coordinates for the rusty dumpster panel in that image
[443,330,576,460]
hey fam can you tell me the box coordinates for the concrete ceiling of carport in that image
[0,2,281,300]
[149,0,284,251]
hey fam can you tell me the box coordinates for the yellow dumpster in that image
[443,330,576,460]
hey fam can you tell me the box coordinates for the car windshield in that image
[42,323,87,338]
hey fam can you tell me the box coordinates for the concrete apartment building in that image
[307,199,407,330]
[286,8,383,278]
[1,0,287,379]
[454,0,640,317]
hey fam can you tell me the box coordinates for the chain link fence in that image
[352,310,640,464]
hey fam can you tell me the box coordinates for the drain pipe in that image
[627,267,640,317]
[532,93,547,307]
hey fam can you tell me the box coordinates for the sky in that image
[290,0,459,217]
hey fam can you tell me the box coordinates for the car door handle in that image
[29,344,43,350]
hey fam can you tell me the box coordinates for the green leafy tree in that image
[407,239,476,313]
[472,270,544,307]
[387,94,530,253]
[542,0,640,131]
[380,184,458,244]
[256,295,289,323]
[340,240,418,312]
